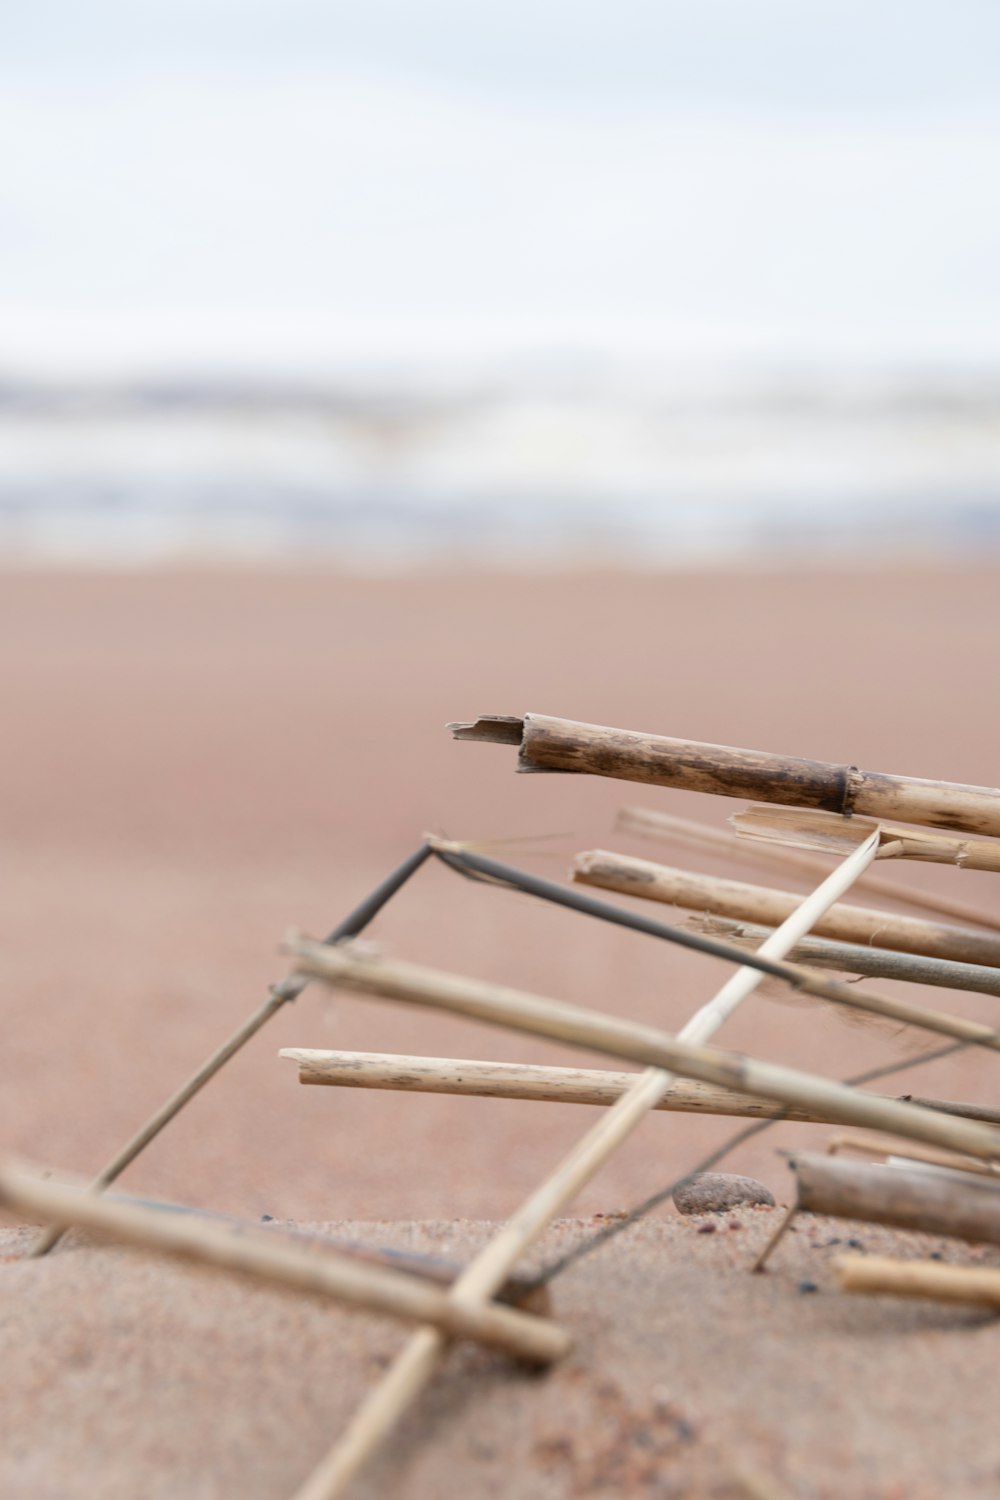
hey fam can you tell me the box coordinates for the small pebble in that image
[673,1173,775,1216]
[696,1223,717,1235]
[260,1214,274,1223]
[798,1280,819,1294]
[847,1238,864,1249]
[929,1251,943,1261]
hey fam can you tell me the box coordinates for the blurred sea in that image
[3,367,1000,567]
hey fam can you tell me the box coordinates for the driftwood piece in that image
[288,944,1000,1166]
[689,915,1000,997]
[451,713,1000,838]
[732,806,1000,872]
[572,850,1000,968]
[281,1049,1000,1131]
[791,1151,1000,1243]
[834,1253,1000,1308]
[0,1162,569,1364]
[618,805,1000,932]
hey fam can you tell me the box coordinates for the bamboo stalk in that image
[791,1151,1000,1243]
[572,850,1000,968]
[288,943,1000,1166]
[732,806,1000,872]
[0,1162,569,1363]
[618,805,1000,932]
[291,831,881,1497]
[688,915,1000,997]
[451,714,1000,838]
[281,1050,1000,1131]
[834,1253,1000,1308]
[29,843,433,1259]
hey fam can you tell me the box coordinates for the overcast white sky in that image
[3,1,1000,375]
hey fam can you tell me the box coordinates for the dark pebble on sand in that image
[798,1281,819,1294]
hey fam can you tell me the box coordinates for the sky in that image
[3,2,1000,376]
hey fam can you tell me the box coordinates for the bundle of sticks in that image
[10,711,1000,1500]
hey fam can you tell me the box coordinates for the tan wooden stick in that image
[688,915,1000,997]
[451,713,1000,838]
[572,850,1000,967]
[834,1253,1000,1307]
[618,805,1000,932]
[289,944,1000,1166]
[732,806,1000,872]
[280,1050,1000,1131]
[290,831,880,1497]
[825,1134,1000,1179]
[0,1162,569,1363]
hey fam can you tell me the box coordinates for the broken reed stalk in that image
[834,1254,1000,1309]
[732,805,1000,872]
[572,851,1000,968]
[452,713,1000,838]
[288,944,1000,1167]
[281,1049,1000,1129]
[792,1152,1000,1245]
[291,831,881,1498]
[29,843,433,1259]
[825,1134,1000,1180]
[0,1162,568,1364]
[618,806,1000,932]
[689,916,1000,998]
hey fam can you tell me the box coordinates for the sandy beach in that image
[4,564,1000,1496]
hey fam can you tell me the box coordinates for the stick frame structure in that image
[289,835,882,1497]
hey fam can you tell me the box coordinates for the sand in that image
[4,565,1000,1495]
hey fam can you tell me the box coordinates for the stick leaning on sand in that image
[0,1163,569,1363]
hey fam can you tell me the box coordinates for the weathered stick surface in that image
[618,805,1000,931]
[281,1049,1000,1130]
[573,851,1000,968]
[732,806,1000,872]
[451,713,1000,837]
[288,944,1000,1165]
[834,1253,1000,1308]
[0,1162,568,1363]
[790,1152,1000,1244]
[689,915,1000,997]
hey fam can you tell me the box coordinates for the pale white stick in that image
[293,833,880,1499]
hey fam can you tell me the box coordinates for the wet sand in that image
[3,565,1000,1495]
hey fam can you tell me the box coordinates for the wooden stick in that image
[0,1162,569,1364]
[288,944,1000,1166]
[618,805,1000,932]
[280,1049,1000,1132]
[688,915,1000,997]
[732,806,1000,872]
[790,1151,1000,1244]
[29,843,433,1259]
[834,1253,1000,1308]
[451,714,1000,838]
[291,830,880,1497]
[572,850,1000,968]
[825,1134,1000,1180]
